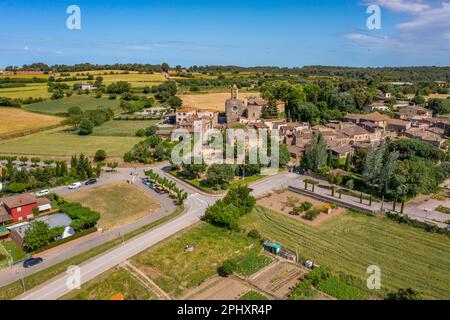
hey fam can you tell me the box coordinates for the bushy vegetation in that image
[0,154,99,196]
[205,185,256,230]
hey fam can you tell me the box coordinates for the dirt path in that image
[121,261,171,300]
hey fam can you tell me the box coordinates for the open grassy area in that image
[62,267,152,300]
[131,223,261,297]
[0,206,183,300]
[65,182,160,230]
[0,127,141,157]
[100,72,166,87]
[92,120,159,137]
[0,83,50,99]
[1,240,27,263]
[240,206,450,299]
[23,95,121,115]
[0,108,62,139]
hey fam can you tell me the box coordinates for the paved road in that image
[16,171,296,300]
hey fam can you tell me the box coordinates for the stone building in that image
[225,85,245,124]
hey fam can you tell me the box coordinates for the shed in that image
[263,241,281,254]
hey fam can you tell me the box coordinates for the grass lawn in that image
[23,95,121,115]
[92,120,159,137]
[62,267,152,300]
[1,240,27,263]
[0,127,141,157]
[0,108,62,138]
[65,182,160,230]
[131,223,261,297]
[0,206,183,300]
[239,291,268,300]
[240,206,450,299]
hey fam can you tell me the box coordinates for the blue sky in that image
[0,0,449,67]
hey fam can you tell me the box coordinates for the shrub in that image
[247,229,261,240]
[218,259,237,277]
[300,201,313,212]
[304,208,321,221]
[94,149,107,162]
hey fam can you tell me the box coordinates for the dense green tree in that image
[303,133,328,172]
[94,150,107,162]
[23,221,50,252]
[207,164,235,186]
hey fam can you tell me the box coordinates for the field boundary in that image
[0,124,63,141]
[287,186,376,215]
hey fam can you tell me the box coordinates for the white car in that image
[35,189,49,197]
[68,182,82,190]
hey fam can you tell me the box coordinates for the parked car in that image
[35,189,49,197]
[68,182,82,189]
[23,257,43,268]
[85,179,97,185]
[154,185,166,194]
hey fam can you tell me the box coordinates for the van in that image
[35,189,49,197]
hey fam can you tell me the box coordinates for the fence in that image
[287,185,376,215]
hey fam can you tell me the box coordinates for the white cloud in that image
[369,0,430,13]
[346,1,450,53]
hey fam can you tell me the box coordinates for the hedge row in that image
[34,227,97,253]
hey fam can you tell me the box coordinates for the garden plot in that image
[250,260,307,299]
[257,190,346,225]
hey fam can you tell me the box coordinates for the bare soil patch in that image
[250,260,306,299]
[183,276,251,300]
[257,190,346,226]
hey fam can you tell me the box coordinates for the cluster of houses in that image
[169,85,449,161]
[0,193,75,247]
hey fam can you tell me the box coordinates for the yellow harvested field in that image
[181,91,260,111]
[0,108,62,138]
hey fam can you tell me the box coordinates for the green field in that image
[131,223,261,297]
[92,120,159,137]
[0,127,141,157]
[0,83,49,99]
[240,206,450,299]
[63,267,152,300]
[24,95,121,115]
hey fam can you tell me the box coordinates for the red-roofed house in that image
[0,194,51,222]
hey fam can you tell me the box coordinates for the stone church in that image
[225,84,245,124]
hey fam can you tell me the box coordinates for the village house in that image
[76,82,97,91]
[402,128,446,148]
[395,105,432,121]
[344,112,390,130]
[386,118,412,133]
[0,193,51,224]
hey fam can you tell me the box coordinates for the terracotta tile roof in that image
[1,193,37,209]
